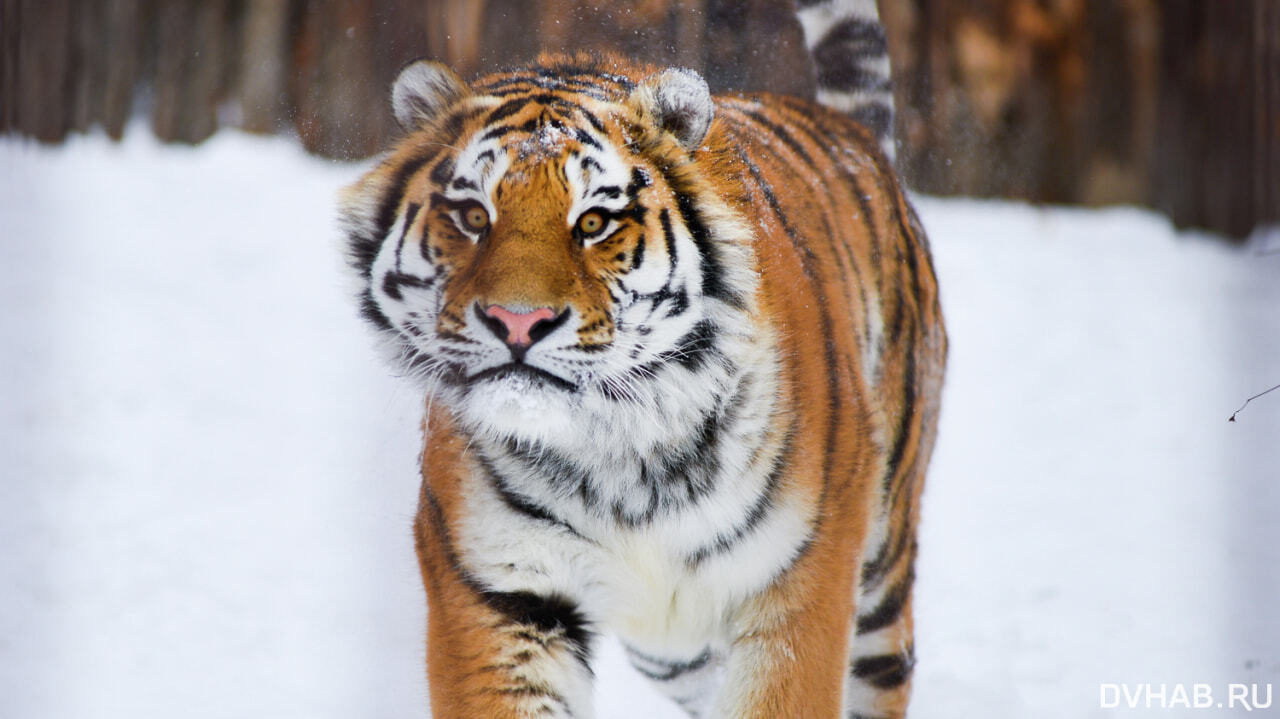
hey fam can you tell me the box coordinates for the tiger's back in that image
[340,14,943,719]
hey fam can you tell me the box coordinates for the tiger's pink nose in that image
[481,305,557,348]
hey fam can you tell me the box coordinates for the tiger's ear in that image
[634,68,713,151]
[391,60,471,131]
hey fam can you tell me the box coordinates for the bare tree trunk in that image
[1151,0,1279,236]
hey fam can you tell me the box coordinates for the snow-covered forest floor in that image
[2,129,1276,718]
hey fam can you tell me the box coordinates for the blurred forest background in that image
[2,0,1277,239]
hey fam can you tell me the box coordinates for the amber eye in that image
[461,203,489,233]
[576,210,607,238]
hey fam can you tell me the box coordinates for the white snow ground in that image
[1,128,1276,719]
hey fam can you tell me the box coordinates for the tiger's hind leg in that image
[843,575,916,719]
[843,416,929,718]
[623,644,723,718]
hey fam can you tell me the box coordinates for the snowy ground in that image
[1,128,1276,719]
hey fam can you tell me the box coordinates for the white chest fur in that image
[453,445,815,658]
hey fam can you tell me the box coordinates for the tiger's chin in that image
[455,363,583,442]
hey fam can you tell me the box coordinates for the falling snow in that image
[1,128,1276,719]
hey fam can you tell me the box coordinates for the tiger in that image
[338,0,945,716]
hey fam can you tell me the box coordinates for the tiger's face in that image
[342,58,759,448]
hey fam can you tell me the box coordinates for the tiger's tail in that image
[796,0,896,160]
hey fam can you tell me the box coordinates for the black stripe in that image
[401,200,422,247]
[658,208,679,281]
[892,190,926,305]
[503,440,597,506]
[357,294,392,330]
[685,426,794,566]
[630,233,646,271]
[856,569,913,635]
[466,363,577,393]
[883,285,906,351]
[849,102,893,142]
[574,127,603,149]
[883,348,916,485]
[577,106,608,134]
[439,107,470,142]
[478,590,593,667]
[477,456,585,538]
[429,156,455,186]
[738,107,818,171]
[625,646,712,682]
[390,200,418,275]
[674,319,718,370]
[851,650,915,689]
[380,271,434,301]
[627,167,652,200]
[481,125,518,142]
[486,96,536,125]
[863,531,915,595]
[811,17,890,92]
[670,189,747,310]
[860,524,902,587]
[415,484,453,598]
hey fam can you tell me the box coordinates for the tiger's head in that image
[340,55,761,449]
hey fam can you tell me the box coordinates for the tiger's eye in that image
[463,204,489,232]
[577,211,605,237]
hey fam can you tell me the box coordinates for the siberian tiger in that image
[339,0,945,716]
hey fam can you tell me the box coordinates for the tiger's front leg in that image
[712,539,860,719]
[414,417,595,719]
[415,494,595,718]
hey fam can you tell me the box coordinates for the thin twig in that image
[1228,383,1280,422]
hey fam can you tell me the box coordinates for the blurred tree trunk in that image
[151,1,242,144]
[0,0,1275,238]
[1149,0,1280,238]
[889,0,1161,204]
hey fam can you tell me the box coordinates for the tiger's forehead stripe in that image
[482,92,608,134]
[480,77,616,101]
[472,62,637,100]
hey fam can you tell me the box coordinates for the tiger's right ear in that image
[632,68,713,151]
[391,60,471,131]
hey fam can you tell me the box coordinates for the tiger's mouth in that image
[466,362,578,393]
